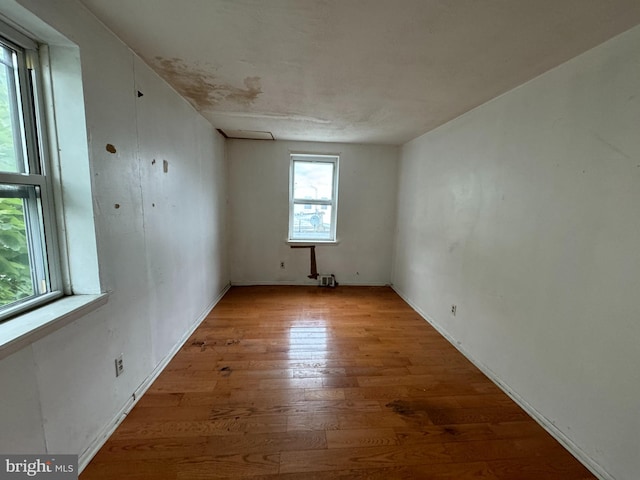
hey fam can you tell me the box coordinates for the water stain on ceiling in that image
[153,57,262,110]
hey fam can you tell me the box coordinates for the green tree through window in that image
[0,197,33,305]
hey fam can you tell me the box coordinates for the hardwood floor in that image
[81,286,595,479]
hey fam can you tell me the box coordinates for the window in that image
[0,23,62,321]
[289,154,339,242]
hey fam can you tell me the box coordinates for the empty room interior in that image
[0,1,639,479]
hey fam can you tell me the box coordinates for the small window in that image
[289,154,339,242]
[0,24,62,320]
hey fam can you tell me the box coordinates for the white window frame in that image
[0,20,63,321]
[288,153,339,243]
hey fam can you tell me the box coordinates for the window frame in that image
[0,21,63,321]
[288,153,339,243]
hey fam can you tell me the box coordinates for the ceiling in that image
[79,0,640,145]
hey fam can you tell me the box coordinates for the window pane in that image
[291,203,333,240]
[0,44,26,173]
[0,185,46,310]
[293,161,334,201]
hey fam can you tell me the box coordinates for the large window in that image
[0,24,62,320]
[289,154,339,242]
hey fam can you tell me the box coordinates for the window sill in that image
[287,239,340,246]
[0,293,109,360]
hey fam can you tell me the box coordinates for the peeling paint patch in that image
[163,159,169,173]
[106,144,117,154]
[152,57,262,109]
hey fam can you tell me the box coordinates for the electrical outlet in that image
[115,354,124,377]
[280,261,285,269]
[451,305,457,316]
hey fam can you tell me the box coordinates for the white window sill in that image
[287,239,340,246]
[0,293,109,360]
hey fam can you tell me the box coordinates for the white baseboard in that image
[230,281,390,287]
[78,283,231,472]
[231,281,314,286]
[390,285,612,480]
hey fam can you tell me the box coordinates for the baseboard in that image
[390,285,613,480]
[231,281,315,286]
[230,281,390,287]
[78,282,231,472]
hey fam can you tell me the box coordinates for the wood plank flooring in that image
[81,286,595,479]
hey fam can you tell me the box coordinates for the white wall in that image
[0,0,229,467]
[228,140,398,286]
[392,25,640,480]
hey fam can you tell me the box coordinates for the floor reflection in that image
[288,318,329,363]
